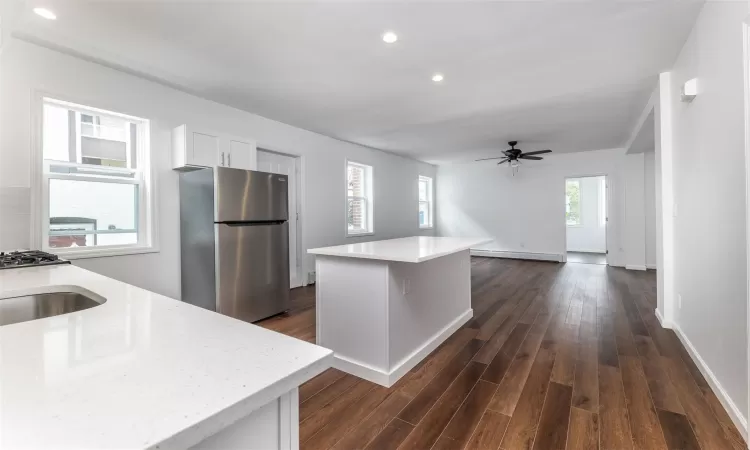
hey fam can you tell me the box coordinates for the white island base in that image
[192,389,299,450]
[311,237,490,387]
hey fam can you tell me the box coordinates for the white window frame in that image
[345,160,374,237]
[34,95,158,259]
[418,175,434,229]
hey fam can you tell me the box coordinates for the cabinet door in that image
[191,131,220,167]
[227,138,255,170]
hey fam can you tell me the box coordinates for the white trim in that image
[654,308,672,329]
[32,91,159,259]
[470,249,563,262]
[742,18,750,434]
[646,264,657,270]
[625,264,647,271]
[418,175,434,229]
[329,309,473,387]
[345,159,374,237]
[672,323,749,441]
[59,245,159,260]
[256,148,306,288]
[563,174,611,267]
[567,248,607,254]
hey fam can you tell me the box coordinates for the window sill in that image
[566,224,583,228]
[419,226,434,230]
[48,245,159,260]
[346,232,374,238]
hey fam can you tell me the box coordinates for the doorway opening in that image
[257,149,303,288]
[565,175,608,265]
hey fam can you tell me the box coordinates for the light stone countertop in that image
[0,264,332,449]
[308,236,492,263]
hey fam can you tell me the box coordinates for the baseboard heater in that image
[470,249,563,262]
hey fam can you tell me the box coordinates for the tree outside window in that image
[566,179,581,226]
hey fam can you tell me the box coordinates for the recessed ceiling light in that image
[33,7,57,20]
[432,73,444,83]
[382,31,398,44]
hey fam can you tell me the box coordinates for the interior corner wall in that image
[668,1,749,432]
[436,148,628,265]
[644,152,657,268]
[0,38,437,299]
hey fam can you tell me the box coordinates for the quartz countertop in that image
[308,236,492,263]
[0,264,332,449]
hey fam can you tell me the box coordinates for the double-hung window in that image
[418,176,433,228]
[40,97,154,257]
[346,161,373,236]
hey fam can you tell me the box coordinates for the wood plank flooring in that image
[258,257,746,450]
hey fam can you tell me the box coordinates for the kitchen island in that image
[0,264,332,449]
[308,236,491,387]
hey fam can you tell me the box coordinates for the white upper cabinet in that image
[172,125,256,171]
[225,137,255,170]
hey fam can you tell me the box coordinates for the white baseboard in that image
[332,309,473,387]
[654,308,672,329]
[470,249,563,262]
[567,249,607,254]
[646,264,657,270]
[672,323,748,441]
[625,264,647,271]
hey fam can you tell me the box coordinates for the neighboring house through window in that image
[418,175,433,228]
[40,97,155,257]
[346,161,373,235]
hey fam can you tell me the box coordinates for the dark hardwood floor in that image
[257,257,746,450]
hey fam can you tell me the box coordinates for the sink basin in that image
[0,291,105,326]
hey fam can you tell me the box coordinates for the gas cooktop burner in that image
[0,250,70,269]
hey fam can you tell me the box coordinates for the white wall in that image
[566,176,606,253]
[644,151,657,268]
[624,153,647,269]
[436,148,629,265]
[0,39,436,299]
[668,1,748,431]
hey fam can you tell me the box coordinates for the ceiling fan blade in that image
[519,155,543,160]
[496,158,510,165]
[475,156,509,161]
[522,150,552,156]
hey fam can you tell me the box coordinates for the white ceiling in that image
[13,1,702,164]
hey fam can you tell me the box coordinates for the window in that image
[40,98,154,257]
[346,161,373,235]
[565,179,582,226]
[418,176,433,228]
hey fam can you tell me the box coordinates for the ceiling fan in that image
[475,141,552,175]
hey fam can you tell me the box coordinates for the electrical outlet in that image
[677,293,682,309]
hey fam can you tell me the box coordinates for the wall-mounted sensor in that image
[681,78,697,102]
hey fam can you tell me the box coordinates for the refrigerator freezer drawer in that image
[216,222,290,322]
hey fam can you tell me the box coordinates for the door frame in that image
[742,17,750,436]
[562,174,610,265]
[256,147,305,288]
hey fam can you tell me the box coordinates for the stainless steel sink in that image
[0,291,105,326]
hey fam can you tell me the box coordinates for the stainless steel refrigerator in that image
[179,166,290,323]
